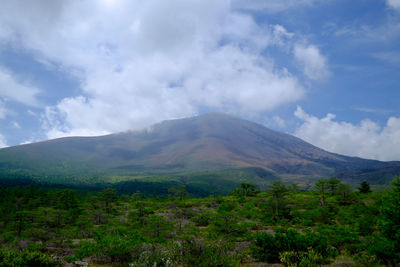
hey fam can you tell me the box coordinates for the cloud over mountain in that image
[0,67,40,107]
[0,134,7,148]
[295,107,400,161]
[387,0,400,11]
[294,44,329,80]
[0,0,316,138]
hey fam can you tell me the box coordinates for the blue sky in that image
[0,0,400,161]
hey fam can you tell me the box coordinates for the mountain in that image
[0,113,399,194]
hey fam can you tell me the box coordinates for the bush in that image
[317,225,360,254]
[192,210,213,226]
[0,249,60,267]
[365,177,400,265]
[354,251,379,267]
[357,215,375,236]
[364,235,398,266]
[142,215,174,242]
[75,228,143,263]
[251,231,280,262]
[280,249,324,267]
[130,240,242,267]
[379,177,400,246]
[251,229,334,264]
[179,239,241,267]
[231,183,259,197]
[130,243,178,267]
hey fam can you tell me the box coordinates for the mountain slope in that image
[0,113,399,191]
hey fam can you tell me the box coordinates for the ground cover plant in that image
[0,177,399,266]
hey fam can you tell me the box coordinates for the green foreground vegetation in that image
[0,177,400,266]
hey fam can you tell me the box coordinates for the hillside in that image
[0,113,399,193]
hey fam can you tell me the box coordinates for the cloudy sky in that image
[0,0,399,161]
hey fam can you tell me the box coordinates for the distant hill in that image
[0,113,399,195]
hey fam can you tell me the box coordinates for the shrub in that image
[130,243,178,267]
[251,231,279,262]
[354,251,379,267]
[0,249,60,267]
[357,215,375,236]
[231,183,259,197]
[192,210,213,226]
[379,177,400,246]
[251,229,334,264]
[279,249,324,267]
[75,228,143,263]
[179,239,241,267]
[130,240,242,267]
[364,235,398,266]
[317,225,360,254]
[359,181,372,194]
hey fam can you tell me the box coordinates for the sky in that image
[0,0,400,161]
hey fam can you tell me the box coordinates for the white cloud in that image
[11,121,20,129]
[387,0,400,11]
[271,25,294,49]
[294,44,329,80]
[294,106,400,161]
[0,0,324,138]
[333,20,400,45]
[354,106,392,115]
[20,140,34,145]
[273,115,286,128]
[372,51,400,65]
[0,67,40,106]
[0,100,7,119]
[232,0,317,12]
[0,134,7,148]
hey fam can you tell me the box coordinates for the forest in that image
[0,177,399,266]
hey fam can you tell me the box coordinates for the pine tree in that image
[359,181,371,193]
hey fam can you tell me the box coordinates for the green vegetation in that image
[0,177,399,266]
[0,167,277,197]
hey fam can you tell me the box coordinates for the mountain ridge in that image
[0,112,399,193]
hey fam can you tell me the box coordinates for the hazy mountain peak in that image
[0,113,399,188]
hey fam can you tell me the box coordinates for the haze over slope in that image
[0,113,399,189]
